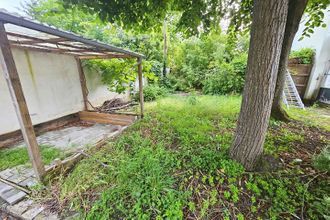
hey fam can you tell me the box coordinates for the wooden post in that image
[137,57,144,117]
[0,22,45,180]
[75,57,88,110]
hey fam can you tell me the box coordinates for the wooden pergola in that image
[0,10,145,181]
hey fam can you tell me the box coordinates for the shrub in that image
[136,84,169,102]
[169,32,229,91]
[231,53,248,79]
[202,54,247,95]
[313,146,330,172]
[289,48,315,64]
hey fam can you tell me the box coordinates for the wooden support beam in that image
[78,54,132,60]
[79,111,136,126]
[0,22,45,180]
[6,32,139,59]
[137,57,144,117]
[75,58,88,110]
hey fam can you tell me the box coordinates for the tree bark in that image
[162,19,168,78]
[229,0,288,171]
[271,0,308,121]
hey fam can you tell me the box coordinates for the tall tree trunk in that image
[162,20,168,78]
[271,0,308,121]
[229,0,288,171]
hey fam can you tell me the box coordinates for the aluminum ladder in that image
[282,70,305,109]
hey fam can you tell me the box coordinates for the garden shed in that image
[0,10,145,181]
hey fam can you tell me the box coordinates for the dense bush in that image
[289,47,315,64]
[202,54,247,95]
[135,84,169,102]
[168,32,249,94]
[169,32,227,90]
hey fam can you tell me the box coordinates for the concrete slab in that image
[0,170,14,179]
[6,199,33,215]
[21,205,45,220]
[14,123,121,153]
[0,187,26,205]
[0,182,13,194]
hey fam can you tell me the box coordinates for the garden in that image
[34,95,329,219]
[0,0,329,219]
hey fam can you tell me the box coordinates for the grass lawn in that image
[288,105,330,131]
[0,145,63,170]
[41,95,329,219]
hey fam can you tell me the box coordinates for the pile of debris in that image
[96,98,137,113]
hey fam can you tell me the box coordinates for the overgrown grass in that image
[44,95,329,219]
[287,106,330,131]
[0,145,62,170]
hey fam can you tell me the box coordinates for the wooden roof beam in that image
[19,37,68,44]
[0,11,144,58]
[6,32,100,52]
[9,41,103,54]
[78,54,132,59]
[9,44,88,56]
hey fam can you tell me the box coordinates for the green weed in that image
[287,107,330,131]
[0,145,62,170]
[313,145,330,172]
[44,95,329,219]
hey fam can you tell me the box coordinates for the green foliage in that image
[287,107,330,131]
[84,59,157,94]
[203,54,247,95]
[136,84,169,102]
[87,138,184,219]
[170,33,227,90]
[265,127,305,156]
[313,146,330,172]
[186,94,199,105]
[25,0,162,94]
[247,174,330,219]
[43,95,329,219]
[62,0,239,35]
[227,0,330,43]
[26,0,250,95]
[302,0,330,40]
[169,32,248,93]
[0,145,62,170]
[289,48,315,64]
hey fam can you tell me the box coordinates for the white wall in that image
[292,11,330,100]
[0,48,128,135]
[83,66,129,108]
